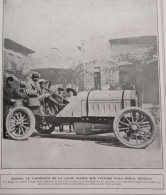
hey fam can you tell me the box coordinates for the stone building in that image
[109,35,158,106]
[82,35,159,107]
[4,38,35,80]
[78,36,112,91]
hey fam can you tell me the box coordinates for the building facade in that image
[4,38,35,81]
[83,35,159,106]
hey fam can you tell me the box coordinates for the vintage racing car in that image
[5,82,157,149]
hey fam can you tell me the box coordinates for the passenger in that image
[3,76,22,138]
[57,85,66,98]
[39,79,46,94]
[50,85,56,94]
[57,85,66,112]
[66,87,77,98]
[60,87,76,132]
[38,79,48,115]
[18,81,28,106]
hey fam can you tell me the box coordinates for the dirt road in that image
[2,128,162,169]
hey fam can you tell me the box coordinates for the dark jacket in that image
[18,89,28,106]
[3,85,21,106]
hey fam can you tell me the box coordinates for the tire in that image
[35,116,55,134]
[6,106,35,140]
[113,107,157,148]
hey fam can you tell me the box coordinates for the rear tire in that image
[113,107,156,148]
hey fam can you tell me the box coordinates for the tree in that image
[103,46,158,106]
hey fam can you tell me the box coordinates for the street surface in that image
[2,126,162,169]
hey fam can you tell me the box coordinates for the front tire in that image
[113,107,157,148]
[6,107,35,140]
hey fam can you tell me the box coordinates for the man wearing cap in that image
[3,76,23,111]
[26,72,50,114]
[3,76,22,138]
[26,72,42,113]
[26,72,41,96]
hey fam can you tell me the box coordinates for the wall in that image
[3,48,33,81]
[109,36,159,106]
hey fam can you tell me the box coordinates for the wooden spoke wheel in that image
[35,117,55,134]
[6,107,35,140]
[113,107,156,148]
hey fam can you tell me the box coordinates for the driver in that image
[27,72,41,96]
[26,72,50,114]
